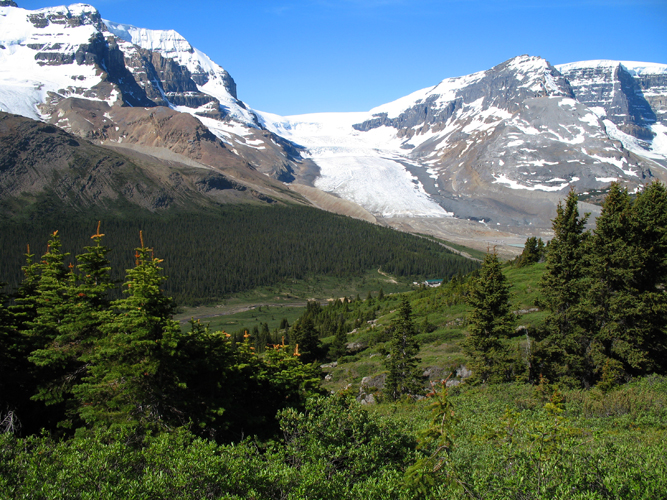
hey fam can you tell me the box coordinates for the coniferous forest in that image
[0,204,477,305]
[1,183,667,499]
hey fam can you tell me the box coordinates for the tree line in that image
[0,204,479,305]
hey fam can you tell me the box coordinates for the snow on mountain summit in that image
[102,19,256,125]
[0,2,111,119]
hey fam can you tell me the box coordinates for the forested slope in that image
[0,204,478,304]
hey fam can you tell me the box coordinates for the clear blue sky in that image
[18,0,667,116]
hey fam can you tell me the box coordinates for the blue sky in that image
[19,0,667,116]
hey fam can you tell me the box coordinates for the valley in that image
[1,2,666,254]
[1,2,667,497]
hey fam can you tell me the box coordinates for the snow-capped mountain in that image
[261,56,667,230]
[0,2,307,183]
[1,2,666,252]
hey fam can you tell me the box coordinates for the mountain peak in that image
[27,3,103,30]
[103,20,194,55]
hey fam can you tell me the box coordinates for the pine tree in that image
[533,191,591,385]
[383,296,422,400]
[464,251,515,384]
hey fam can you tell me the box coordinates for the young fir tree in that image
[24,232,74,418]
[75,235,183,433]
[10,246,41,335]
[27,226,115,428]
[383,296,422,400]
[464,251,515,384]
[517,236,545,267]
[534,190,591,385]
[291,315,321,364]
[24,232,70,349]
[329,319,348,360]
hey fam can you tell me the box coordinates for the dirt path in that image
[377,268,399,284]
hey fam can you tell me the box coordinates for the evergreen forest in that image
[0,204,478,305]
[1,183,666,499]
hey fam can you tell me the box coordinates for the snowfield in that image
[259,111,451,218]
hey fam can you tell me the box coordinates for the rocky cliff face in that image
[354,56,573,134]
[0,2,307,185]
[556,61,663,141]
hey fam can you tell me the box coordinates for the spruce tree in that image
[517,236,545,267]
[632,181,667,373]
[329,320,348,360]
[25,232,70,350]
[579,183,665,384]
[464,251,515,384]
[10,246,41,334]
[534,190,591,385]
[383,296,422,400]
[30,227,115,425]
[24,232,74,423]
[291,315,321,363]
[75,235,183,432]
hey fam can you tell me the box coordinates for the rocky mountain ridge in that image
[1,2,666,253]
[0,110,304,218]
[0,2,310,184]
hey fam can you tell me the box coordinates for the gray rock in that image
[360,374,387,391]
[457,366,472,379]
[358,393,376,405]
[346,341,365,351]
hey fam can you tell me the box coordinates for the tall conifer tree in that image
[25,232,73,421]
[632,181,667,373]
[534,190,591,385]
[383,296,422,399]
[580,183,666,384]
[464,251,515,384]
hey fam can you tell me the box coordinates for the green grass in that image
[417,234,488,261]
[320,262,549,392]
[176,269,415,333]
[178,303,307,334]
